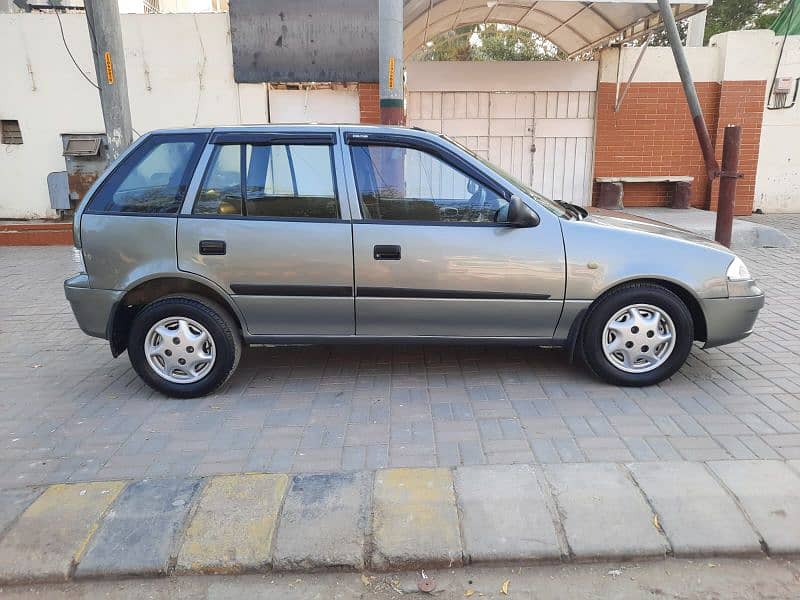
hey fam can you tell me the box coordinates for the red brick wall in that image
[358,83,381,124]
[593,80,765,215]
[708,81,766,215]
[594,82,721,210]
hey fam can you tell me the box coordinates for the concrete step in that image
[0,222,73,246]
[622,208,792,250]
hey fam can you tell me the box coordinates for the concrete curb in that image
[623,208,793,249]
[0,460,798,584]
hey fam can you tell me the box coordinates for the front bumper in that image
[64,274,124,339]
[701,293,765,348]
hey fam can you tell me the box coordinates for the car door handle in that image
[199,240,226,255]
[374,245,401,260]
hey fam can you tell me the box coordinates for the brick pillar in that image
[708,80,766,215]
[358,83,381,124]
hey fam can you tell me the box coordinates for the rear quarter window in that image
[87,133,207,214]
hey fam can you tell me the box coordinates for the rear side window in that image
[88,133,206,214]
[194,143,338,219]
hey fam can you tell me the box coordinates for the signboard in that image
[229,0,379,83]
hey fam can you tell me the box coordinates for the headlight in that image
[72,246,86,273]
[726,256,751,281]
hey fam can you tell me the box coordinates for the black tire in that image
[128,296,242,398]
[580,283,694,387]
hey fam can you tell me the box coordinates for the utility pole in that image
[84,0,133,160]
[378,0,404,124]
[658,0,740,246]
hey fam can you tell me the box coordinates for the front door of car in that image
[177,130,355,336]
[344,133,566,339]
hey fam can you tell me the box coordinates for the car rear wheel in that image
[128,297,241,398]
[581,283,694,386]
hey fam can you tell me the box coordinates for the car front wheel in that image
[128,296,241,398]
[581,283,694,386]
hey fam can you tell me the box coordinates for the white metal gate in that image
[406,62,597,206]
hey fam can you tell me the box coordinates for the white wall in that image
[598,30,780,84]
[754,35,800,213]
[0,13,352,219]
[268,88,360,124]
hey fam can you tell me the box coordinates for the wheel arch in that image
[568,277,708,361]
[108,275,244,357]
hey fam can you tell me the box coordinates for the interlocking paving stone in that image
[0,481,125,583]
[176,473,288,574]
[272,472,370,570]
[0,215,799,488]
[75,478,202,578]
[627,462,762,557]
[371,468,462,570]
[707,460,800,555]
[455,464,561,562]
[543,463,669,560]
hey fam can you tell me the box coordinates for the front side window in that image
[88,134,205,214]
[194,143,339,219]
[350,144,507,223]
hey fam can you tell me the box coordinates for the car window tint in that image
[194,144,243,215]
[89,134,205,214]
[195,143,338,219]
[350,144,507,223]
[245,144,338,218]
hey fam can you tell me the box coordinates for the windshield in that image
[439,134,571,218]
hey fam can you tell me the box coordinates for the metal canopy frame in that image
[403,0,712,58]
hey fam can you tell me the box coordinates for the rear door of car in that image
[177,127,355,336]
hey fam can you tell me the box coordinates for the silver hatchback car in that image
[65,125,764,398]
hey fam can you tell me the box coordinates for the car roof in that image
[147,123,433,136]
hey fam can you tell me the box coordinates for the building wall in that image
[595,30,782,215]
[267,87,360,123]
[358,83,381,124]
[708,80,767,214]
[594,81,721,209]
[754,35,800,213]
[0,12,367,219]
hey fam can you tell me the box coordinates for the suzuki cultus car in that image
[65,125,764,398]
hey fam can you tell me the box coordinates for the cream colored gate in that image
[406,61,597,206]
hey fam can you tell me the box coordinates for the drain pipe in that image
[656,0,719,181]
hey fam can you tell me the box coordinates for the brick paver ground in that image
[1,215,798,489]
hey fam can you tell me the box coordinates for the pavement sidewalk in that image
[0,460,798,585]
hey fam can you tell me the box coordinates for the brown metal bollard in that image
[714,125,742,248]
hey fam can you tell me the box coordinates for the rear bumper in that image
[64,274,123,339]
[701,293,765,348]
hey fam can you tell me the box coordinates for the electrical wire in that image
[51,3,141,138]
[53,6,99,90]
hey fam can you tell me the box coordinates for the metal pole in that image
[656,0,719,180]
[84,0,133,161]
[615,36,652,112]
[714,125,742,248]
[378,0,404,125]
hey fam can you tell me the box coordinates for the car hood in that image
[582,208,728,251]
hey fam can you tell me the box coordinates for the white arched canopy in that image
[404,0,710,58]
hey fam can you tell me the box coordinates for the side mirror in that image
[506,195,540,228]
